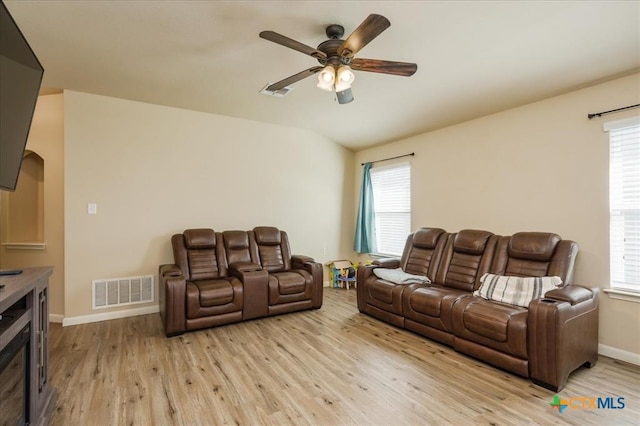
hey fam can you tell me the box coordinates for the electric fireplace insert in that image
[0,322,30,426]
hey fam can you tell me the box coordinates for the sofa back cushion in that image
[435,229,497,291]
[223,230,259,268]
[491,232,578,284]
[253,226,292,272]
[172,228,227,281]
[184,229,215,249]
[399,228,447,278]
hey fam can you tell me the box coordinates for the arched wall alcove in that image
[4,150,45,244]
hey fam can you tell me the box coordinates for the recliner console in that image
[159,226,323,337]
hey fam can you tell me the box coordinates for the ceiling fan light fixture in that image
[317,66,336,92]
[336,87,354,104]
[335,65,355,92]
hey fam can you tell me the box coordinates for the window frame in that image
[604,115,640,301]
[369,161,411,257]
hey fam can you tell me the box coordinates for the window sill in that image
[1,242,46,250]
[603,288,640,304]
[369,253,401,259]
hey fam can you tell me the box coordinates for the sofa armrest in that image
[291,255,323,309]
[373,258,400,268]
[160,264,183,279]
[355,259,400,295]
[158,264,186,337]
[228,269,269,320]
[292,254,314,265]
[544,285,594,305]
[228,267,265,281]
[356,264,383,312]
[229,262,262,273]
[527,285,600,391]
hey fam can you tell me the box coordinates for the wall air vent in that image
[92,274,153,309]
[259,84,292,98]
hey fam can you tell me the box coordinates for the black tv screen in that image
[0,1,44,192]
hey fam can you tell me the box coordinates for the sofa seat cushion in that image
[195,279,235,307]
[369,278,396,304]
[452,297,528,359]
[268,269,313,305]
[406,286,465,317]
[185,279,243,319]
[274,271,307,295]
[362,274,414,318]
[402,285,468,333]
[463,302,512,341]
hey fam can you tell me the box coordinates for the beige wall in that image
[354,73,640,357]
[63,90,354,319]
[0,93,65,318]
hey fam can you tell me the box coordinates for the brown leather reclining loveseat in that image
[357,228,599,391]
[159,226,323,337]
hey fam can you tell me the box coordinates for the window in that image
[606,116,640,292]
[370,162,411,256]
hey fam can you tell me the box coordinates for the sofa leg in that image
[531,378,562,393]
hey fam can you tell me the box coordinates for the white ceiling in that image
[5,1,640,151]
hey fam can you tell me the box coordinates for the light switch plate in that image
[88,203,97,215]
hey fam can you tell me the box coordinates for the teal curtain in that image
[354,162,377,253]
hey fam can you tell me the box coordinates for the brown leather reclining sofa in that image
[159,226,323,337]
[357,228,599,391]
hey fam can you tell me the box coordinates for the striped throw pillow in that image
[474,273,563,308]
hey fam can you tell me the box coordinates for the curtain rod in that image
[361,152,414,166]
[588,104,640,119]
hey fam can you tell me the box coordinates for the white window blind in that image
[370,162,411,256]
[606,116,640,292]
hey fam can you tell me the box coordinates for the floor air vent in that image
[92,274,154,309]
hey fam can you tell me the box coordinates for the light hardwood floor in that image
[49,288,639,425]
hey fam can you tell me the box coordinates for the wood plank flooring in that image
[49,288,640,425]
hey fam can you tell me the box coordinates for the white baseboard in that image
[599,344,640,366]
[323,280,331,287]
[49,314,64,323]
[62,305,159,327]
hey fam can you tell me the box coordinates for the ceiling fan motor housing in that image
[317,25,351,67]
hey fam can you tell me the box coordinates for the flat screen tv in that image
[0,1,44,192]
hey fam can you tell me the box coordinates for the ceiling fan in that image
[259,14,417,104]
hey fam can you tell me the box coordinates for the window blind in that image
[606,117,640,292]
[370,163,411,256]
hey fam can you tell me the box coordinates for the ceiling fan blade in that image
[266,66,323,91]
[259,31,327,59]
[350,58,417,76]
[337,14,390,58]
